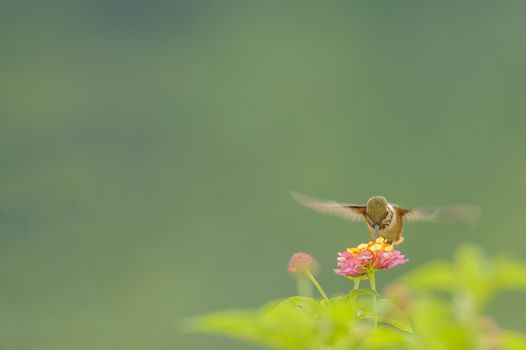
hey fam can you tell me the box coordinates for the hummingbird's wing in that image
[291,192,366,222]
[398,205,480,223]
[397,207,439,222]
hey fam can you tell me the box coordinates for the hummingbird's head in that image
[366,196,389,224]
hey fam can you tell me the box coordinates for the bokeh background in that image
[1,1,525,349]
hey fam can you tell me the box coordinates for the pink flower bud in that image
[288,252,314,273]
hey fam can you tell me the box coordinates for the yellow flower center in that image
[347,237,394,254]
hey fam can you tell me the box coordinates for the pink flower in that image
[375,250,408,270]
[335,238,408,278]
[288,252,314,273]
[356,250,375,265]
[335,251,366,277]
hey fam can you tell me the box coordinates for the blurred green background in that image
[1,1,525,349]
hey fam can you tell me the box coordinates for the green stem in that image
[368,271,378,328]
[305,270,329,302]
[353,278,361,290]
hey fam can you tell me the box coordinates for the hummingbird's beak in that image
[374,224,379,239]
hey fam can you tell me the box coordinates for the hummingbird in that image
[292,192,479,245]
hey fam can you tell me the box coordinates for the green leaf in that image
[318,296,361,348]
[454,244,494,308]
[494,257,526,290]
[347,294,412,333]
[188,297,322,350]
[347,288,379,299]
[361,326,408,349]
[500,330,526,350]
[189,310,260,339]
[376,298,413,333]
[261,297,322,349]
[408,297,477,350]
[402,245,526,309]
[271,296,320,318]
[401,261,454,292]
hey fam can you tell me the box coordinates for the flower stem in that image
[353,278,361,290]
[368,271,378,328]
[305,270,329,302]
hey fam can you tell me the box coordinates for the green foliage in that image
[187,245,526,349]
[500,331,526,350]
[189,293,412,350]
[408,297,477,350]
[376,298,413,333]
[191,297,320,350]
[403,244,526,309]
